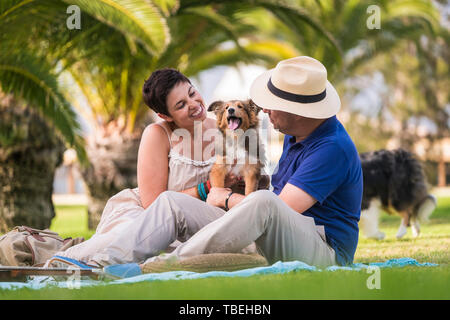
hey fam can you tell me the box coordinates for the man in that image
[52,56,362,272]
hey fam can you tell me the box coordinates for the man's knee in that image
[155,191,206,216]
[157,190,191,203]
[157,190,177,200]
[236,190,279,219]
[152,191,187,211]
[246,190,278,205]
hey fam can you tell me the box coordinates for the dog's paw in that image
[367,231,385,240]
[396,225,408,239]
[411,223,420,238]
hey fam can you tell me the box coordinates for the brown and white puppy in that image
[207,99,265,196]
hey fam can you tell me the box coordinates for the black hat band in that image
[267,77,326,104]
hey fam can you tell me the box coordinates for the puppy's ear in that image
[207,100,224,113]
[248,99,262,114]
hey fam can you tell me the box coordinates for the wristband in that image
[198,183,207,201]
[224,191,234,211]
[200,182,208,199]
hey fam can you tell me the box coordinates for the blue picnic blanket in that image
[0,258,437,290]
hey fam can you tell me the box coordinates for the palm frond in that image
[179,0,343,62]
[259,0,342,56]
[153,0,180,16]
[182,6,243,51]
[0,50,87,165]
[62,0,170,55]
[0,0,34,19]
[386,0,441,32]
[344,16,437,77]
[182,40,299,76]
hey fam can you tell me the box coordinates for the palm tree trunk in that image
[79,123,143,229]
[0,94,65,233]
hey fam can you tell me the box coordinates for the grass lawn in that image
[1,196,449,300]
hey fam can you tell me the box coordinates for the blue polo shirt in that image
[271,116,363,266]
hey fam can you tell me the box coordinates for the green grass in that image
[48,205,95,240]
[355,196,450,266]
[2,267,449,300]
[1,196,449,300]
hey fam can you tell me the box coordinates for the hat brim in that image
[249,68,341,119]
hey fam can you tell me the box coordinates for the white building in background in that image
[54,64,284,194]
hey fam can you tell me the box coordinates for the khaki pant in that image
[90,190,336,268]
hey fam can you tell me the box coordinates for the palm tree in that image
[0,0,170,230]
[0,0,87,231]
[329,0,447,152]
[256,0,441,81]
[0,93,66,232]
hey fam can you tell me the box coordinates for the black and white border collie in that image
[360,149,437,240]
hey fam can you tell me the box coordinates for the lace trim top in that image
[154,122,215,191]
[168,150,216,166]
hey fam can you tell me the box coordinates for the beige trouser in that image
[90,190,336,268]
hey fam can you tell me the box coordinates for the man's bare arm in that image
[278,183,317,214]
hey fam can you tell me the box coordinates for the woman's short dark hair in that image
[142,68,191,116]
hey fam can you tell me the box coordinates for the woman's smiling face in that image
[164,81,207,128]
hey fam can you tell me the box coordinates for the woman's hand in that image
[206,187,231,208]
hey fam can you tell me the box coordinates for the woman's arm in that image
[138,123,240,208]
[138,123,218,207]
[137,124,171,209]
[180,185,200,198]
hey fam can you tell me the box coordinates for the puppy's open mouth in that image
[227,116,242,130]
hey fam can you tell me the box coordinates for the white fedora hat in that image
[249,56,340,119]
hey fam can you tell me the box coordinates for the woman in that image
[47,68,244,268]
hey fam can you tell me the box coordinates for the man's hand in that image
[206,187,232,208]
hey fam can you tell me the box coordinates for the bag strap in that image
[16,226,64,242]
[17,226,59,236]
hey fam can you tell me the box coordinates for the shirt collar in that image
[288,116,338,147]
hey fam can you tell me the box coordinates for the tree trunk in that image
[0,94,65,233]
[79,121,144,229]
[438,158,447,187]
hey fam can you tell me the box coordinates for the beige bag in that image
[0,226,84,267]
